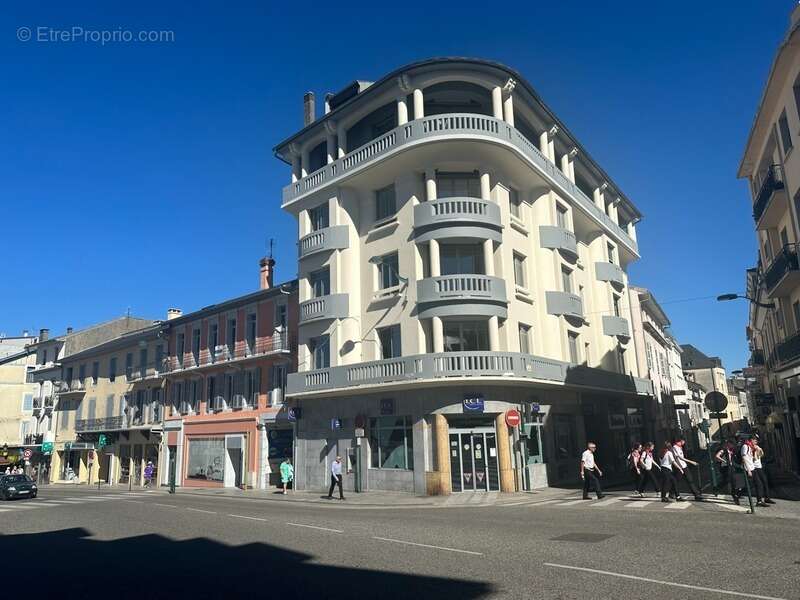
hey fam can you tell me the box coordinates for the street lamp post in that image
[716,294,774,310]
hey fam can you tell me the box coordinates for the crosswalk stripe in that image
[719,503,750,512]
[624,500,655,508]
[592,498,623,507]
[664,501,691,509]
[558,499,590,506]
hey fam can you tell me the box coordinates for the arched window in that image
[423,81,492,117]
[346,101,397,152]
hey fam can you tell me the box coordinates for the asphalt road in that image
[2,486,798,600]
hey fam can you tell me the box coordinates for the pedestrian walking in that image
[280,457,294,495]
[627,443,643,496]
[326,455,345,500]
[714,439,739,504]
[751,437,774,506]
[660,441,684,503]
[637,442,660,496]
[671,438,702,500]
[580,442,604,500]
[143,461,154,488]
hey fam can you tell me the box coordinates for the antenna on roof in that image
[269,238,275,259]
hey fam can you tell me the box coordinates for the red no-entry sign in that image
[505,409,521,428]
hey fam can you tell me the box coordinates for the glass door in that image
[448,429,501,492]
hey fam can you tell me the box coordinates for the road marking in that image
[45,499,82,504]
[153,503,177,508]
[719,503,750,513]
[287,522,343,533]
[373,536,482,556]
[624,500,655,508]
[229,514,267,522]
[120,499,143,504]
[532,499,562,505]
[558,499,590,506]
[543,563,787,600]
[187,508,216,514]
[592,498,622,507]
[664,501,691,510]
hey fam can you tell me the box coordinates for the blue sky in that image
[1,1,793,370]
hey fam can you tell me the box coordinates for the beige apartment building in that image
[0,333,38,470]
[277,58,653,494]
[740,6,800,472]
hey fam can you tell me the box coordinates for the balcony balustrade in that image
[417,274,507,318]
[595,261,625,287]
[75,415,125,432]
[298,225,349,259]
[282,113,637,254]
[602,315,630,338]
[298,294,349,324]
[413,197,502,242]
[763,244,800,297]
[164,334,291,374]
[545,291,584,320]
[752,165,786,228]
[539,226,578,258]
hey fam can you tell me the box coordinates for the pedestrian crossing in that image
[504,493,747,513]
[0,491,156,514]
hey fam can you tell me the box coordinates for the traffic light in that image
[98,434,107,448]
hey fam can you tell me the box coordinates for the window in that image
[271,364,287,405]
[441,244,483,275]
[518,324,531,354]
[176,334,185,367]
[151,389,162,423]
[109,357,117,383]
[190,380,201,413]
[794,301,800,331]
[274,304,288,329]
[186,438,225,482]
[246,313,257,353]
[444,320,489,352]
[22,394,33,411]
[561,266,573,294]
[646,343,653,371]
[613,295,621,317]
[375,184,397,221]
[309,337,330,369]
[155,345,163,372]
[245,368,261,406]
[79,364,86,384]
[509,188,522,219]
[617,345,627,374]
[309,268,330,297]
[41,349,47,364]
[91,361,99,384]
[206,376,217,412]
[567,332,579,363]
[378,325,402,359]
[65,366,73,385]
[436,172,480,198]
[779,109,793,154]
[192,329,200,363]
[105,395,115,417]
[369,416,414,469]
[227,318,237,354]
[780,227,790,248]
[607,243,616,265]
[513,253,526,288]
[584,342,591,365]
[308,203,329,231]
[208,323,219,359]
[377,253,400,289]
[87,397,96,420]
[556,204,568,229]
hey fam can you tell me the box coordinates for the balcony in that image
[44,395,54,410]
[75,416,125,433]
[58,380,86,396]
[127,361,166,383]
[595,261,625,288]
[750,349,765,366]
[753,165,786,229]
[299,293,349,325]
[282,113,638,255]
[545,291,584,321]
[413,197,502,243]
[287,350,653,397]
[416,274,507,319]
[539,226,578,258]
[165,334,291,374]
[298,225,349,260]
[32,397,43,413]
[602,315,630,338]
[23,434,43,446]
[763,244,800,297]
[775,330,800,366]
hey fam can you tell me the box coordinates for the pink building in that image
[162,258,298,489]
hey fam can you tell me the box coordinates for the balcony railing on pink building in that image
[164,333,292,374]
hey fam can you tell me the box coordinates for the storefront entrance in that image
[449,428,500,492]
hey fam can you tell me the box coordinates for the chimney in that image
[259,257,275,290]
[303,92,315,126]
[167,308,183,320]
[66,327,73,335]
[39,328,49,342]
[324,93,334,114]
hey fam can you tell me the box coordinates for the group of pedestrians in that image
[581,434,778,507]
[2,466,24,476]
[714,435,775,507]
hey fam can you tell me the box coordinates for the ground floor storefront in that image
[290,383,653,496]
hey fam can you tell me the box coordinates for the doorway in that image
[225,435,244,488]
[449,428,500,492]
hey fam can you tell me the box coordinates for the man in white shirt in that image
[672,438,702,500]
[659,442,684,502]
[580,442,604,500]
[326,456,345,500]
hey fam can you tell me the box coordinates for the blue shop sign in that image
[463,394,485,413]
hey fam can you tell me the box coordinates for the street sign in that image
[673,403,690,410]
[287,407,301,422]
[355,427,365,438]
[710,412,728,420]
[41,442,53,454]
[380,398,395,415]
[505,409,521,428]
[704,391,728,412]
[463,394,485,413]
[22,449,32,460]
[331,418,342,430]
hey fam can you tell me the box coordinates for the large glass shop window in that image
[186,438,225,482]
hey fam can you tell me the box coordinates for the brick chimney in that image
[259,257,275,290]
[39,328,49,341]
[66,327,73,335]
[303,92,315,126]
[167,308,183,320]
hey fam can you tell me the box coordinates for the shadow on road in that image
[1,527,494,599]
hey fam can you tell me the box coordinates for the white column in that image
[568,157,575,182]
[483,239,494,276]
[413,88,424,120]
[539,131,549,157]
[479,171,491,200]
[492,86,503,120]
[432,317,444,353]
[397,97,409,126]
[291,155,300,183]
[609,201,619,225]
[593,187,605,212]
[488,316,500,351]
[627,221,638,242]
[337,125,347,158]
[430,239,441,277]
[300,149,309,178]
[548,138,555,163]
[503,94,514,126]
[425,170,437,202]
[326,135,336,164]
[560,154,570,176]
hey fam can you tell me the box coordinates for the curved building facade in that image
[277,58,653,494]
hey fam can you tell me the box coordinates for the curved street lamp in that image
[716,293,774,310]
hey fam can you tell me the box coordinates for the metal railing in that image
[75,416,125,432]
[763,243,799,292]
[752,164,785,223]
[282,113,638,254]
[164,334,291,373]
